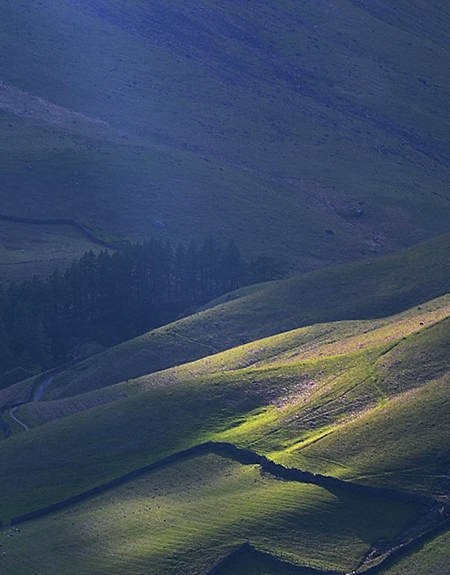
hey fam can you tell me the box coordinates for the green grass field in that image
[0,218,111,284]
[0,267,448,572]
[380,526,450,575]
[0,287,449,572]
[0,454,426,575]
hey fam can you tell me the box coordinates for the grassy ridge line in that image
[16,294,449,431]
[295,371,450,492]
[8,441,436,526]
[50,232,450,399]
[207,542,257,575]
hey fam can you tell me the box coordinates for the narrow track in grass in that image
[4,374,56,432]
[0,360,78,438]
[8,407,29,432]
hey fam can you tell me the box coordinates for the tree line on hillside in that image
[0,237,286,387]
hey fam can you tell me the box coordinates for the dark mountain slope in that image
[0,0,449,274]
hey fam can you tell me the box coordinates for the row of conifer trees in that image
[0,237,285,386]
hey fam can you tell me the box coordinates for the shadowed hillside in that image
[0,0,449,277]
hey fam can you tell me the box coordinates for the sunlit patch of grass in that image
[298,372,450,494]
[0,454,424,575]
[3,294,449,518]
[0,273,448,575]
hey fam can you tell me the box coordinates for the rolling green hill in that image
[1,0,450,278]
[0,283,449,573]
[1,1,450,573]
[23,231,447,399]
[0,453,428,575]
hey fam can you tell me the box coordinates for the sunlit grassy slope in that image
[1,0,450,275]
[1,294,449,572]
[0,455,424,575]
[0,244,449,572]
[5,293,449,488]
[2,2,450,571]
[14,293,450,431]
[35,231,449,399]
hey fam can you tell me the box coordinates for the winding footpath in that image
[8,407,29,432]
[6,376,56,432]
[0,361,77,438]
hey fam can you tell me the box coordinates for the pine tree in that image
[221,240,244,292]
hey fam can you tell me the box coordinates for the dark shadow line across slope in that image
[8,441,437,527]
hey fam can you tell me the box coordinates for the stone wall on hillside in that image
[9,441,438,526]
